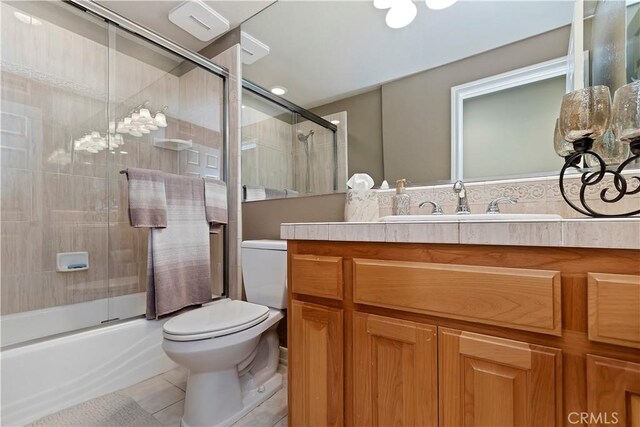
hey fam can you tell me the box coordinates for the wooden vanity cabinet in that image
[289,300,344,427]
[439,328,562,427]
[586,355,640,427]
[287,241,640,427]
[353,312,437,427]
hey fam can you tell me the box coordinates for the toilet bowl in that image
[162,240,287,427]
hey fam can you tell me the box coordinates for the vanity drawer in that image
[353,258,561,336]
[291,254,343,300]
[588,272,640,349]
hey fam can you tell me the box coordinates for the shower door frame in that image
[242,79,340,192]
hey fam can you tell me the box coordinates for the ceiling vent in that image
[241,32,270,65]
[168,1,229,42]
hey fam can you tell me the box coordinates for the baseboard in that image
[279,346,288,367]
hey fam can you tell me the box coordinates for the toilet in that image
[162,240,287,427]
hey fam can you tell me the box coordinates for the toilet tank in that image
[241,240,287,309]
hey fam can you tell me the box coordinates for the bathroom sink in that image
[379,213,562,222]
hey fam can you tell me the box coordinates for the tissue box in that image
[345,189,379,222]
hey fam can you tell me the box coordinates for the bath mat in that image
[28,392,164,427]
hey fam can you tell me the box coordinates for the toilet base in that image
[181,371,283,427]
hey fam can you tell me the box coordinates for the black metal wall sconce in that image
[555,81,640,218]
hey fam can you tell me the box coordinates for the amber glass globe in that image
[553,118,574,157]
[612,81,640,147]
[559,86,612,144]
[586,128,630,167]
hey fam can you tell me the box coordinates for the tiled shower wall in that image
[0,3,228,316]
[294,112,348,194]
[241,108,294,191]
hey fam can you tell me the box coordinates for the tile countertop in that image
[280,218,640,250]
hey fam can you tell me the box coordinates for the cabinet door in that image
[290,300,343,427]
[439,328,562,427]
[587,355,640,427]
[353,312,437,427]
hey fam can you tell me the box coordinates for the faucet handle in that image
[486,197,518,214]
[419,201,444,215]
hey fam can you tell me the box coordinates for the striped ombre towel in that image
[126,168,167,228]
[146,174,212,319]
[203,178,227,234]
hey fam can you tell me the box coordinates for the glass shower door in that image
[106,24,227,322]
[1,1,228,346]
[0,1,111,344]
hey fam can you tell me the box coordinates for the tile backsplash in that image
[377,172,640,218]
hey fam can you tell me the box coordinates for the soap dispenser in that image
[392,179,410,215]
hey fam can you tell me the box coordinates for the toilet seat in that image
[163,299,270,342]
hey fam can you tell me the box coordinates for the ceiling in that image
[242,1,575,108]
[96,0,276,52]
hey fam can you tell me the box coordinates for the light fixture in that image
[153,107,168,128]
[425,0,457,10]
[331,120,340,125]
[74,102,168,152]
[373,0,393,9]
[14,11,42,26]
[385,0,417,29]
[374,0,457,29]
[271,86,287,96]
[555,82,640,218]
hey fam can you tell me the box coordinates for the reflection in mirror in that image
[590,0,630,92]
[240,88,347,200]
[242,1,577,189]
[629,1,640,83]
[452,56,579,181]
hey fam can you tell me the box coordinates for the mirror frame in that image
[450,52,589,181]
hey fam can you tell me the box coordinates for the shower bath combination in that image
[297,129,314,193]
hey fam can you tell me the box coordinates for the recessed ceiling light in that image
[14,11,42,26]
[241,105,246,109]
[425,0,457,10]
[331,120,340,125]
[271,86,287,96]
[120,151,128,154]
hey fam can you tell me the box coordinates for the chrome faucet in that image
[419,200,444,215]
[453,180,471,214]
[486,197,518,214]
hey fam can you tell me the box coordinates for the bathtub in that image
[0,294,177,426]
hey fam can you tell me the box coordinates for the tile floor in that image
[118,366,288,427]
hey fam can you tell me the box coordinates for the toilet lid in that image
[163,299,270,339]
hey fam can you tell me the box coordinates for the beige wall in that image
[242,193,345,240]
[382,26,571,184]
[311,89,384,185]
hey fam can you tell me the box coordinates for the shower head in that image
[297,130,314,142]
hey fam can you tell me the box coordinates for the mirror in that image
[589,0,639,92]
[240,0,632,198]
[629,1,640,83]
